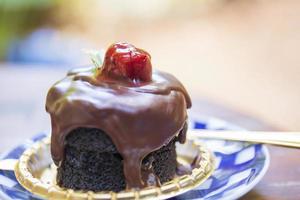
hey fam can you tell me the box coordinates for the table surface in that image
[0,65,299,200]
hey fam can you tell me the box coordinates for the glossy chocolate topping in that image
[46,65,191,189]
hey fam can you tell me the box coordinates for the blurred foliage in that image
[0,0,225,61]
[0,0,54,9]
[0,0,59,59]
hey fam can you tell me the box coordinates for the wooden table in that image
[0,65,299,200]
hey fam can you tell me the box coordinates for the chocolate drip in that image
[46,66,191,189]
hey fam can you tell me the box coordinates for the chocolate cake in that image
[46,42,192,192]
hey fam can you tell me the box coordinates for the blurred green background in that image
[0,0,299,131]
[0,0,57,59]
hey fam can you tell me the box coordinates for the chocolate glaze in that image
[46,66,191,189]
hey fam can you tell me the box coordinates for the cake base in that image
[56,128,177,192]
[15,136,215,200]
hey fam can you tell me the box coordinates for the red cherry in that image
[101,42,152,83]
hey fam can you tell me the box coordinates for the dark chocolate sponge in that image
[56,127,179,192]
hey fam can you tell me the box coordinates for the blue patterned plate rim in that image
[218,145,269,200]
[0,116,270,200]
[185,115,270,200]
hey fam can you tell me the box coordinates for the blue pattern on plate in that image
[0,117,269,200]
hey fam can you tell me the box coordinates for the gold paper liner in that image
[15,137,214,200]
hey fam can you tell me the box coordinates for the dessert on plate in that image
[46,42,192,192]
